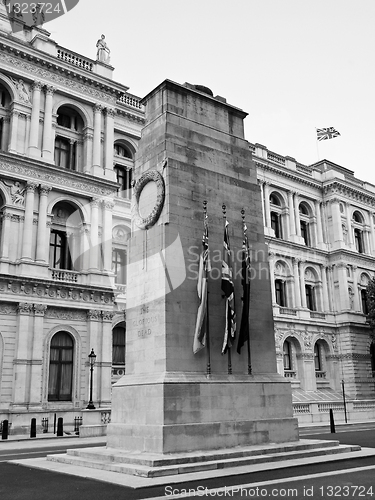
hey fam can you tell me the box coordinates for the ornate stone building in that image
[0,5,143,432]
[254,143,375,423]
[1,5,375,433]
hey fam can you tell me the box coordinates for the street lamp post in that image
[87,348,97,410]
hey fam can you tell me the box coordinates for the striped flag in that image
[317,127,341,141]
[193,214,211,354]
[221,219,236,354]
[237,222,251,354]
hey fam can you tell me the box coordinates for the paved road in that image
[0,430,375,500]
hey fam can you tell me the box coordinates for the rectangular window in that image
[300,221,310,246]
[50,230,72,270]
[112,248,126,284]
[115,166,132,199]
[275,279,286,307]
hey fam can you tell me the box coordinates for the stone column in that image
[12,303,33,406]
[92,104,103,175]
[35,185,51,262]
[321,265,330,312]
[0,211,11,260]
[327,265,335,311]
[103,200,114,272]
[345,203,353,249]
[331,197,343,246]
[28,304,47,406]
[101,312,114,406]
[299,260,307,308]
[80,225,90,272]
[294,193,301,237]
[288,191,296,237]
[86,310,102,405]
[8,110,19,153]
[264,182,271,228]
[352,265,360,311]
[2,115,10,151]
[337,263,349,310]
[89,199,100,270]
[258,180,266,227]
[268,251,276,304]
[105,108,115,177]
[21,182,38,260]
[369,214,375,256]
[315,200,324,246]
[28,81,43,158]
[69,139,77,170]
[292,257,302,308]
[42,85,55,161]
[84,128,94,174]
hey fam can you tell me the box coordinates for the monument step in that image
[47,441,361,478]
[63,439,341,467]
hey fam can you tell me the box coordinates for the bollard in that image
[30,418,36,438]
[57,417,64,437]
[1,419,9,440]
[329,408,336,433]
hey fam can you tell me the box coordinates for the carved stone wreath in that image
[133,170,165,230]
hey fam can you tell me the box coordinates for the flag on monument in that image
[237,223,251,354]
[316,127,341,141]
[221,219,236,354]
[193,214,211,354]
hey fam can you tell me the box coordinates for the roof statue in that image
[96,34,110,64]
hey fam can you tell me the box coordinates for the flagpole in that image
[203,200,211,376]
[241,209,252,375]
[315,127,320,162]
[222,204,232,375]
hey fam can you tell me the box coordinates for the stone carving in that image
[10,181,25,205]
[103,311,115,322]
[11,78,31,103]
[34,304,47,316]
[45,308,87,321]
[0,303,17,314]
[112,226,129,243]
[18,302,33,314]
[87,310,101,321]
[96,35,111,64]
[133,170,166,230]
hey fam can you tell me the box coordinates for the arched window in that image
[54,136,76,170]
[352,211,366,254]
[112,323,126,366]
[49,229,72,270]
[48,332,74,401]
[361,289,368,315]
[112,248,126,284]
[299,202,313,246]
[269,192,284,239]
[114,143,132,159]
[55,106,84,171]
[314,343,322,371]
[49,202,82,272]
[114,166,132,199]
[0,82,11,151]
[283,340,292,371]
[305,284,316,311]
[275,279,286,307]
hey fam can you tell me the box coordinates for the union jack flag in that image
[193,213,211,354]
[317,127,341,141]
[221,219,236,354]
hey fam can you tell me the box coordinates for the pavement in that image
[1,421,375,491]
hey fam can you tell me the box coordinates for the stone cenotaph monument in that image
[105,79,299,455]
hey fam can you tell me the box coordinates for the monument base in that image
[106,373,299,454]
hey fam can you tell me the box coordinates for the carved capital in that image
[87,309,101,321]
[40,185,52,196]
[103,200,115,211]
[102,311,115,322]
[26,181,38,193]
[105,107,116,118]
[34,304,47,316]
[32,81,43,92]
[93,103,103,113]
[45,85,55,96]
[18,302,33,315]
[91,198,100,208]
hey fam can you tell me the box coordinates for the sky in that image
[46,0,375,183]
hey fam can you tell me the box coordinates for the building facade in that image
[0,6,374,434]
[254,143,375,422]
[0,5,143,433]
